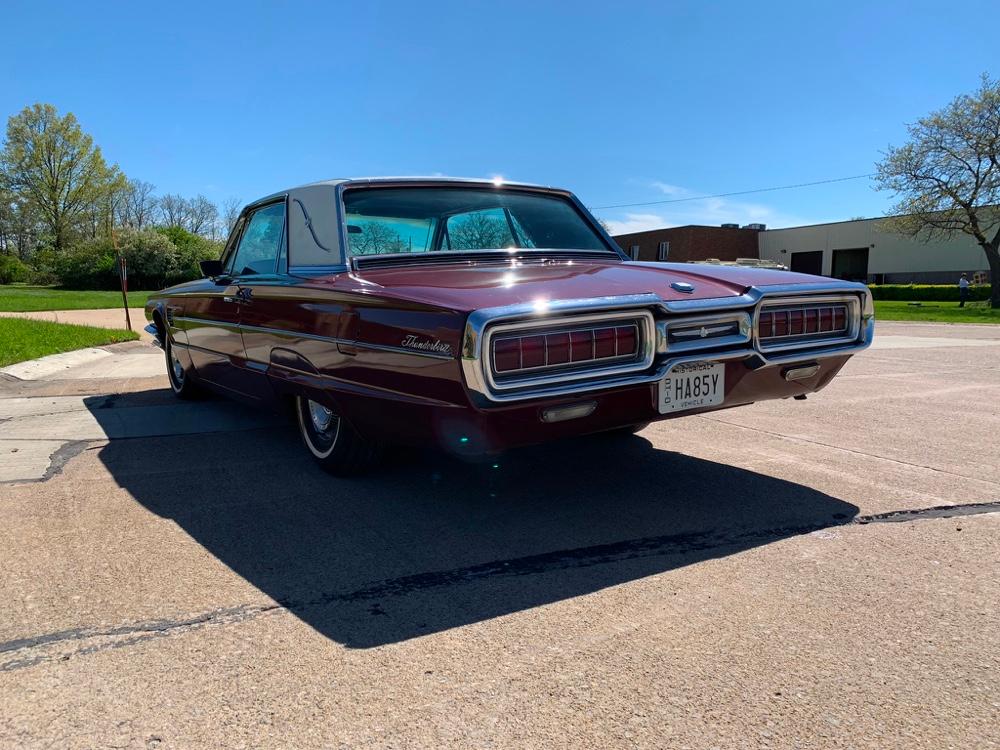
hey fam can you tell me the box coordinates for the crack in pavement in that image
[698,415,1000,488]
[2,500,998,671]
[0,604,283,672]
[0,439,92,486]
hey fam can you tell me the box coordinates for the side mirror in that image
[200,259,224,278]
[347,224,363,234]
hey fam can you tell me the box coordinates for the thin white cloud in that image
[598,180,816,235]
[649,181,686,196]
[603,213,671,235]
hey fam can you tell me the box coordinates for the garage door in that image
[790,251,823,275]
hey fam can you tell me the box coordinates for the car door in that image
[180,216,247,392]
[185,201,286,399]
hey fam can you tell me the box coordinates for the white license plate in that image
[658,361,725,414]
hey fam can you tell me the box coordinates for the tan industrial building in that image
[615,216,992,284]
[758,217,990,284]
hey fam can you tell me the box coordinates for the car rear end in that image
[456,281,873,452]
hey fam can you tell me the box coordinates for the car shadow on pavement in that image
[86,392,859,649]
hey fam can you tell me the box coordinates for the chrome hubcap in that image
[170,350,184,383]
[308,400,335,433]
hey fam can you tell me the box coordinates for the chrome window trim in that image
[461,281,874,403]
[335,180,626,268]
[754,294,861,353]
[482,310,655,393]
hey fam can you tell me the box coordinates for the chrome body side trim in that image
[461,281,874,404]
[172,318,454,361]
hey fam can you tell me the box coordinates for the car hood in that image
[313,259,826,313]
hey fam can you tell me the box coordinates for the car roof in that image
[249,176,561,208]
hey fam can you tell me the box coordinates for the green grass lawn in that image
[874,300,1000,324]
[0,285,154,312]
[0,318,139,367]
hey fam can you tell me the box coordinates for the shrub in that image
[868,284,992,302]
[52,240,118,289]
[154,226,223,285]
[0,255,31,284]
[56,230,179,290]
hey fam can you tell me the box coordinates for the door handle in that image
[223,287,253,304]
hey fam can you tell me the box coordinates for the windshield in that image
[343,187,612,256]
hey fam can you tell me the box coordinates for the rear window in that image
[343,187,611,256]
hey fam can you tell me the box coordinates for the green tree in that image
[0,186,41,259]
[449,212,513,249]
[0,103,123,250]
[875,75,1000,308]
[154,225,223,282]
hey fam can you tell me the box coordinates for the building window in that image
[657,241,670,261]
[629,245,640,260]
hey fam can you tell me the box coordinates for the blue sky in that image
[3,0,998,233]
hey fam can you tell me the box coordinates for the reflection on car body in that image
[145,177,874,475]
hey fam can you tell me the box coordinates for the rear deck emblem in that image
[401,335,452,355]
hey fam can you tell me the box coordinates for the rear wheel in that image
[164,333,201,399]
[295,396,379,475]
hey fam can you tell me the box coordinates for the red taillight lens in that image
[546,332,570,365]
[788,309,803,335]
[493,338,520,372]
[594,328,616,358]
[615,326,637,355]
[570,330,593,361]
[804,307,818,334]
[521,335,545,368]
[819,307,832,332]
[759,303,850,341]
[773,312,788,337]
[491,320,643,377]
[833,306,846,330]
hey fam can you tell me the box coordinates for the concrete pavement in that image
[0,322,998,748]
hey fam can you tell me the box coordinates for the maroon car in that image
[145,178,874,474]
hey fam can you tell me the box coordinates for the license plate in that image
[658,361,725,414]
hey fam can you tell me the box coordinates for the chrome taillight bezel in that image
[482,310,656,393]
[754,294,862,353]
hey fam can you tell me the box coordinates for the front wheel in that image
[295,396,379,476]
[165,334,201,399]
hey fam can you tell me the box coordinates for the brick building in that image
[612,216,992,284]
[613,224,763,264]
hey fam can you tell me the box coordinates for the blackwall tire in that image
[295,396,379,476]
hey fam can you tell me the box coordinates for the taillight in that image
[491,323,641,376]
[759,303,850,343]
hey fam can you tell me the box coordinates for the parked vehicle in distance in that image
[145,178,874,474]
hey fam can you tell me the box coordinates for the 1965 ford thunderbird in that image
[145,178,874,475]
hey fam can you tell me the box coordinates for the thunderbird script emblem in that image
[401,334,452,355]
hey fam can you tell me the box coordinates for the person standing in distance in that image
[958,273,971,307]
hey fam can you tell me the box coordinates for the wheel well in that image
[152,310,166,345]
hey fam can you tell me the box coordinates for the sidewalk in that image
[0,307,151,341]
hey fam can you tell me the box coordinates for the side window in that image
[445,208,515,250]
[229,202,286,275]
[221,215,246,274]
